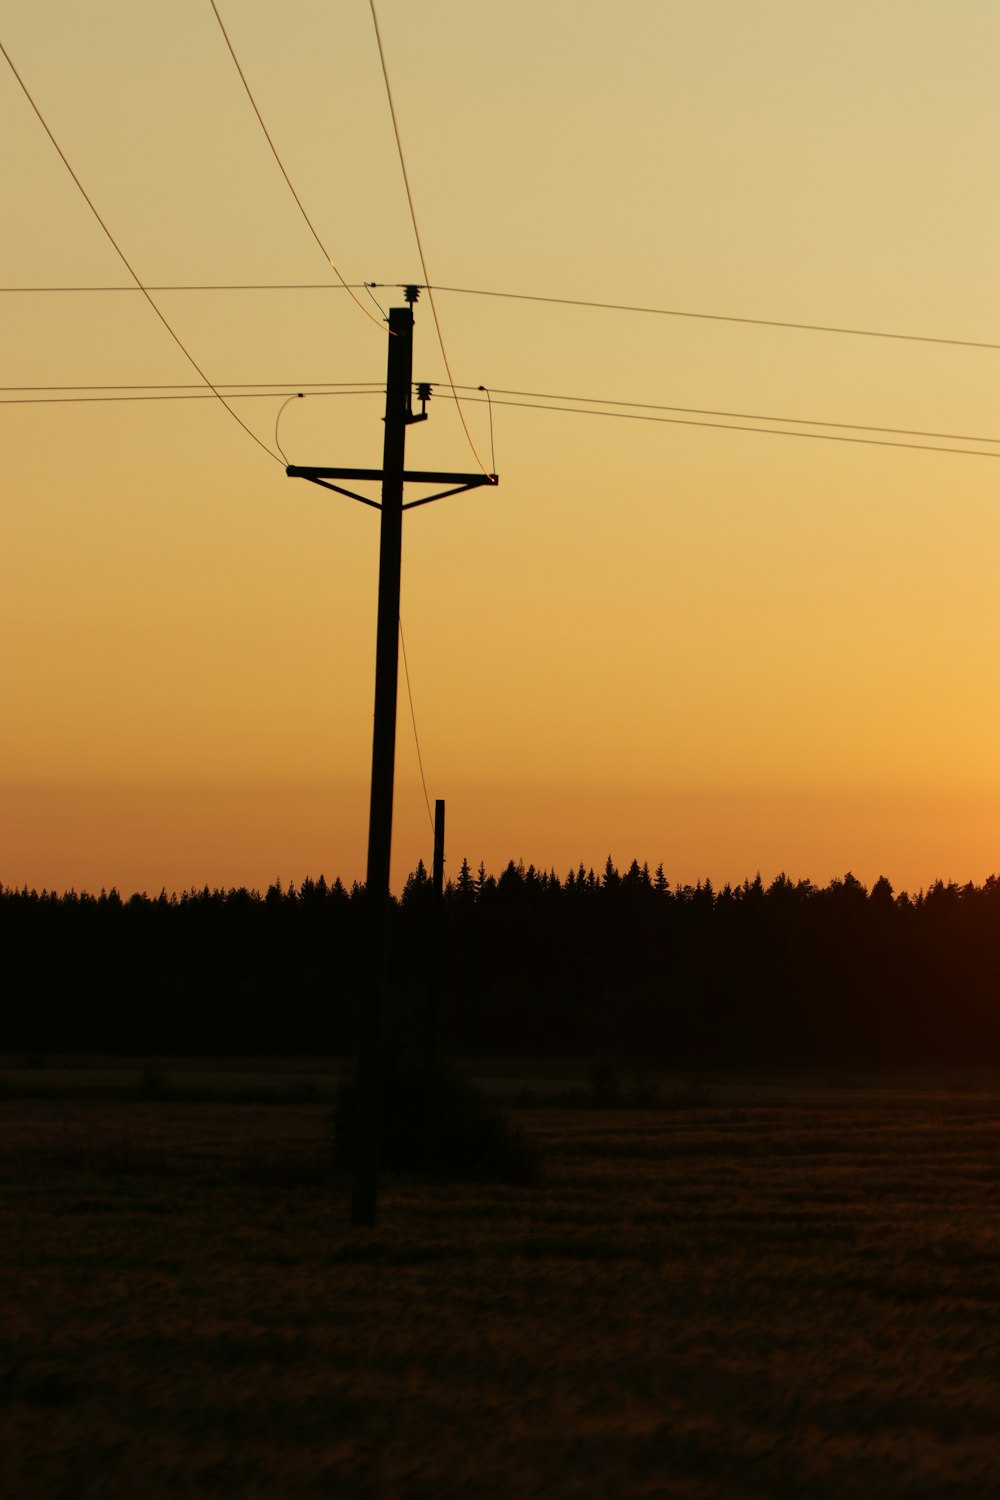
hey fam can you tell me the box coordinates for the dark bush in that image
[137,1063,173,1100]
[587,1057,622,1105]
[562,1059,663,1108]
[331,1062,541,1184]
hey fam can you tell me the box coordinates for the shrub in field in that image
[331,1062,541,1184]
[587,1057,623,1105]
[137,1063,173,1100]
[664,1079,712,1108]
[560,1063,707,1109]
[239,1143,333,1188]
[584,1059,667,1106]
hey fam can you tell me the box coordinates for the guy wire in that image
[398,617,435,834]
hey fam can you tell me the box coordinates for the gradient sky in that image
[2,0,998,896]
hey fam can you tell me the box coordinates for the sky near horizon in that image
[2,0,998,896]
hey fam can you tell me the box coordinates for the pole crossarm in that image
[286,464,498,512]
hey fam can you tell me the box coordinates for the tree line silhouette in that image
[3,859,999,1065]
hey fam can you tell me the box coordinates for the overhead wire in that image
[0,38,283,465]
[433,392,999,460]
[0,389,380,405]
[0,381,383,391]
[206,0,384,332]
[4,383,995,456]
[366,1,492,477]
[6,280,997,353]
[4,381,993,449]
[0,284,372,292]
[373,283,1000,353]
[450,385,1000,448]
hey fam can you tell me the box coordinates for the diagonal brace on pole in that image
[286,464,498,511]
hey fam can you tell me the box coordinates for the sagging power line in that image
[5,383,995,459]
[373,283,1000,353]
[0,382,383,390]
[0,389,380,405]
[451,385,1000,447]
[0,39,281,462]
[207,0,383,334]
[6,280,996,353]
[0,284,371,292]
[434,391,1000,461]
[0,38,282,465]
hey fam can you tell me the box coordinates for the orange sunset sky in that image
[2,0,998,896]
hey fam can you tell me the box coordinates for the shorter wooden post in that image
[423,799,445,1169]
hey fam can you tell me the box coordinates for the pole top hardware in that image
[404,285,421,304]
[406,379,428,427]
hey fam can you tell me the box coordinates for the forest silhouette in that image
[3,860,999,1065]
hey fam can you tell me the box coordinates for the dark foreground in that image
[2,1063,999,1497]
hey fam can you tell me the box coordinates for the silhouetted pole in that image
[351,303,414,1227]
[285,293,497,1227]
[423,798,445,1169]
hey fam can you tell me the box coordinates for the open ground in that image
[2,1060,999,1498]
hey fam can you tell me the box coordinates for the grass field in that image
[2,1061,999,1498]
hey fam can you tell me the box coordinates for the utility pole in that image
[352,299,410,1227]
[422,797,446,1172]
[287,289,497,1226]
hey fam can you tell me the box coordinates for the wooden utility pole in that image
[352,301,412,1226]
[287,292,497,1226]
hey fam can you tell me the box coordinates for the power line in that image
[449,385,1000,448]
[434,392,999,460]
[0,39,283,465]
[4,379,993,446]
[366,1,491,477]
[0,284,371,292]
[372,283,1000,354]
[6,381,995,455]
[7,279,997,353]
[206,0,383,333]
[0,381,383,391]
[0,389,379,405]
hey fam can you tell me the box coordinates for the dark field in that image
[2,1062,1000,1498]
